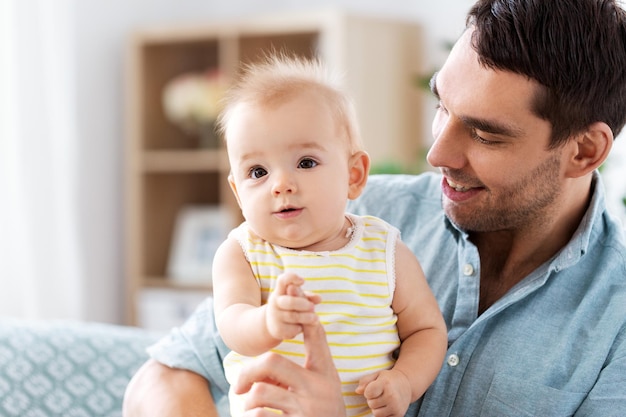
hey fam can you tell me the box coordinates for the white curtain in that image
[0,0,84,319]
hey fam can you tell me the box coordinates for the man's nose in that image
[427,115,468,170]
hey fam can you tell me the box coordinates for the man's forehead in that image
[436,34,540,114]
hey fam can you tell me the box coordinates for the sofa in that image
[0,318,160,417]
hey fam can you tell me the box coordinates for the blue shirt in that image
[149,171,626,417]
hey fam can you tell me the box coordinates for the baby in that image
[212,54,447,417]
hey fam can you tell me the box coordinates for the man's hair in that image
[467,0,626,147]
[217,53,363,154]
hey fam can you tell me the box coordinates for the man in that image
[124,0,626,415]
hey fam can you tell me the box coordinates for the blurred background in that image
[1,0,624,329]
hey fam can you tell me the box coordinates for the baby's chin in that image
[258,230,328,252]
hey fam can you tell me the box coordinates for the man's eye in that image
[249,167,268,179]
[298,158,318,169]
[470,129,497,145]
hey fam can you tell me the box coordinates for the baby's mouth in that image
[274,205,302,215]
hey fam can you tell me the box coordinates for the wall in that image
[72,0,473,323]
[72,0,626,323]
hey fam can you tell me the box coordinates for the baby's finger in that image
[276,293,316,313]
[363,378,384,400]
[275,272,304,296]
[355,372,378,395]
[303,290,322,305]
[287,283,305,298]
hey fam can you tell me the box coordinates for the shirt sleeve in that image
[574,328,626,416]
[147,297,232,416]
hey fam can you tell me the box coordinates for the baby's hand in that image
[266,272,321,340]
[356,369,412,417]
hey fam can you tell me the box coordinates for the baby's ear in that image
[564,121,613,178]
[227,173,243,209]
[347,151,370,200]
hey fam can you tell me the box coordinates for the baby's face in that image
[226,92,353,251]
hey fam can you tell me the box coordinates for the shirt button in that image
[463,264,474,276]
[447,354,460,367]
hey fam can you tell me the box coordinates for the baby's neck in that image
[291,216,355,253]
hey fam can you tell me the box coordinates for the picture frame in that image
[167,205,235,286]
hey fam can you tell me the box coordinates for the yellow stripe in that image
[314,289,390,298]
[249,261,285,269]
[279,339,397,349]
[306,278,388,287]
[327,341,398,348]
[362,237,386,242]
[326,328,398,336]
[317,311,391,319]
[273,348,396,361]
[330,352,396,360]
[260,288,390,295]
[245,245,386,255]
[337,361,395,373]
[318,300,390,308]
[257,275,388,286]
[345,407,371,417]
[250,262,386,274]
[271,349,305,358]
[354,245,385,253]
[298,254,385,263]
[320,319,398,327]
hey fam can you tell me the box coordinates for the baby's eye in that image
[435,100,448,114]
[298,158,318,169]
[249,166,268,179]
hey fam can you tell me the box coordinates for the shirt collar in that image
[550,170,604,271]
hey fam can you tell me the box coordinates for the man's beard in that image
[444,153,562,233]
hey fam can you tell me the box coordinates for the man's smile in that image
[446,177,472,192]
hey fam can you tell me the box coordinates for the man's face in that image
[427,30,567,233]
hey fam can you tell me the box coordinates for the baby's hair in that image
[217,53,364,154]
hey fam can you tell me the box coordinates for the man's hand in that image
[265,272,321,340]
[234,320,346,417]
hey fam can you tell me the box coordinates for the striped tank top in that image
[223,214,401,417]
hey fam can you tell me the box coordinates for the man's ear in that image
[347,151,370,200]
[228,173,243,209]
[564,122,613,178]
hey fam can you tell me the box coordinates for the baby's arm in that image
[356,239,448,417]
[212,237,321,357]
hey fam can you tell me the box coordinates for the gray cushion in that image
[0,318,159,417]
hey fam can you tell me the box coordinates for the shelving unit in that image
[124,9,422,328]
